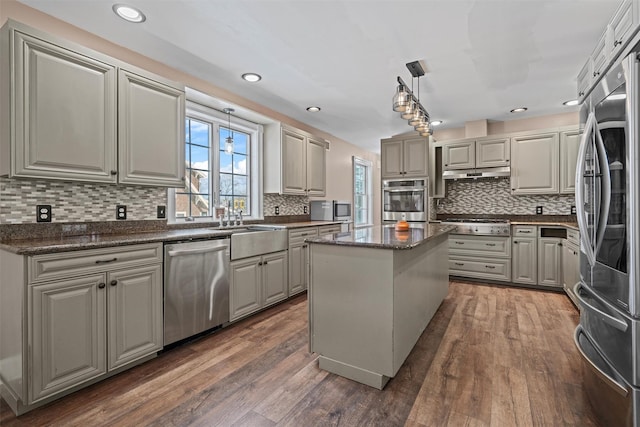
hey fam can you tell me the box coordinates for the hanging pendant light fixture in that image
[393,60,432,136]
[223,108,235,154]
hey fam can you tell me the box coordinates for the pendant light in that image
[393,60,432,136]
[392,85,410,112]
[223,108,234,154]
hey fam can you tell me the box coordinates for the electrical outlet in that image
[116,205,127,220]
[275,206,280,215]
[36,205,52,222]
[536,206,543,215]
[157,205,166,219]
[304,205,308,214]
[571,205,576,215]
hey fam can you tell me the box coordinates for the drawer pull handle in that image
[95,257,118,264]
[454,262,464,266]
[486,243,496,247]
[454,241,465,245]
[485,265,496,269]
[520,230,532,234]
[303,244,308,248]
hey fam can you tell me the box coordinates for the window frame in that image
[168,100,263,224]
[353,156,373,228]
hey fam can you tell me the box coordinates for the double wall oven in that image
[575,49,640,427]
[382,178,428,222]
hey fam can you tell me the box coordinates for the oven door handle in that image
[383,187,425,192]
[574,325,629,397]
[575,112,596,267]
[167,244,229,257]
[573,282,628,332]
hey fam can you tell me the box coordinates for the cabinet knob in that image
[514,241,519,244]
[110,279,118,286]
[98,283,106,289]
[258,261,263,266]
[579,91,584,96]
[263,260,268,265]
[614,39,623,47]
[110,170,117,176]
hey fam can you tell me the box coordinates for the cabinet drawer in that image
[318,225,341,236]
[513,225,537,236]
[289,227,319,245]
[448,235,511,258]
[29,243,163,283]
[449,256,511,282]
[567,228,580,246]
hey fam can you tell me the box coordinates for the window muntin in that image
[219,127,250,215]
[176,118,212,218]
[353,157,373,227]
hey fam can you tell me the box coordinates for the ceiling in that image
[18,0,620,152]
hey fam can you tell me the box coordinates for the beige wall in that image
[0,0,382,224]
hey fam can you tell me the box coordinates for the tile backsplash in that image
[435,178,575,216]
[263,194,310,216]
[0,177,167,224]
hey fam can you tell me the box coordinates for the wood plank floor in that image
[1,280,601,426]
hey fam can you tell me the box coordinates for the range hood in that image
[442,166,511,180]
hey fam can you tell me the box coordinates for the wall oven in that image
[382,178,428,222]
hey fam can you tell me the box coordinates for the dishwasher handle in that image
[167,243,229,257]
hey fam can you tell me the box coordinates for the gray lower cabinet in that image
[288,227,318,296]
[230,250,288,321]
[448,234,511,282]
[538,238,563,287]
[0,243,164,414]
[562,239,580,306]
[512,237,538,285]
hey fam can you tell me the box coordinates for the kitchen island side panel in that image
[392,233,449,372]
[310,245,395,376]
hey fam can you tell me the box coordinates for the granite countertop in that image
[0,220,347,256]
[306,223,455,250]
[510,221,579,230]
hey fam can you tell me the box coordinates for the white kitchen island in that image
[307,223,453,389]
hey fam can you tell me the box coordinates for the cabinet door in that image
[118,69,185,187]
[381,140,404,178]
[403,138,429,176]
[538,238,562,287]
[230,257,262,321]
[11,32,117,182]
[443,141,475,170]
[107,264,162,371]
[281,129,307,194]
[30,274,106,403]
[429,143,445,198]
[476,138,510,168]
[262,252,288,306]
[511,133,559,194]
[288,243,306,296]
[610,0,634,58]
[559,129,581,194]
[577,60,592,100]
[562,243,578,290]
[512,238,537,285]
[306,137,326,196]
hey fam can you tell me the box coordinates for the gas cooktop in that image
[441,218,511,236]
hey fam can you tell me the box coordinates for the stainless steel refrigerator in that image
[574,49,640,427]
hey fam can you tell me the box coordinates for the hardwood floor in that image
[0,280,601,426]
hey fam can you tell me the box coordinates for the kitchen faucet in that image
[238,210,243,226]
[227,201,232,227]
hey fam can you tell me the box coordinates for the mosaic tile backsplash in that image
[0,177,167,224]
[435,178,575,216]
[263,194,310,216]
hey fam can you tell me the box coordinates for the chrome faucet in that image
[238,210,243,226]
[227,201,232,227]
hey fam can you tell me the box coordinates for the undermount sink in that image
[230,228,288,260]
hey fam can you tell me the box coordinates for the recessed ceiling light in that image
[242,73,262,82]
[306,106,321,112]
[112,4,146,23]
[430,120,443,126]
[563,99,579,106]
[510,107,528,113]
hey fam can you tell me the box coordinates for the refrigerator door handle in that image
[593,122,612,256]
[575,112,597,266]
[574,282,629,332]
[574,325,629,397]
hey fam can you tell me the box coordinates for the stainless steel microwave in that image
[310,200,352,221]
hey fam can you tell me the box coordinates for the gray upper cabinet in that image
[117,69,185,187]
[443,140,475,170]
[380,136,428,178]
[476,137,510,168]
[0,21,185,187]
[510,132,559,195]
[610,0,634,58]
[264,124,327,196]
[2,30,118,182]
[559,129,581,194]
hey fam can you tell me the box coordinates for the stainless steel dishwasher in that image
[163,238,230,346]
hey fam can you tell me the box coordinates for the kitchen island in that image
[307,223,453,389]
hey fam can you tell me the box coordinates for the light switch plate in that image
[36,205,52,222]
[157,205,166,219]
[116,205,127,220]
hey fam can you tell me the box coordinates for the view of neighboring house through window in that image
[353,156,373,227]
[176,118,211,218]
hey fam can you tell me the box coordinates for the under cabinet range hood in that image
[442,166,510,180]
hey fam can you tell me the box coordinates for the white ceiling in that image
[18,0,620,152]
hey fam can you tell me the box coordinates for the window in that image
[170,100,262,223]
[353,156,373,227]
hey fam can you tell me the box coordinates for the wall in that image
[435,178,575,216]
[0,1,381,225]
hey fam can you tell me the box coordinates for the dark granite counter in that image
[306,223,455,250]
